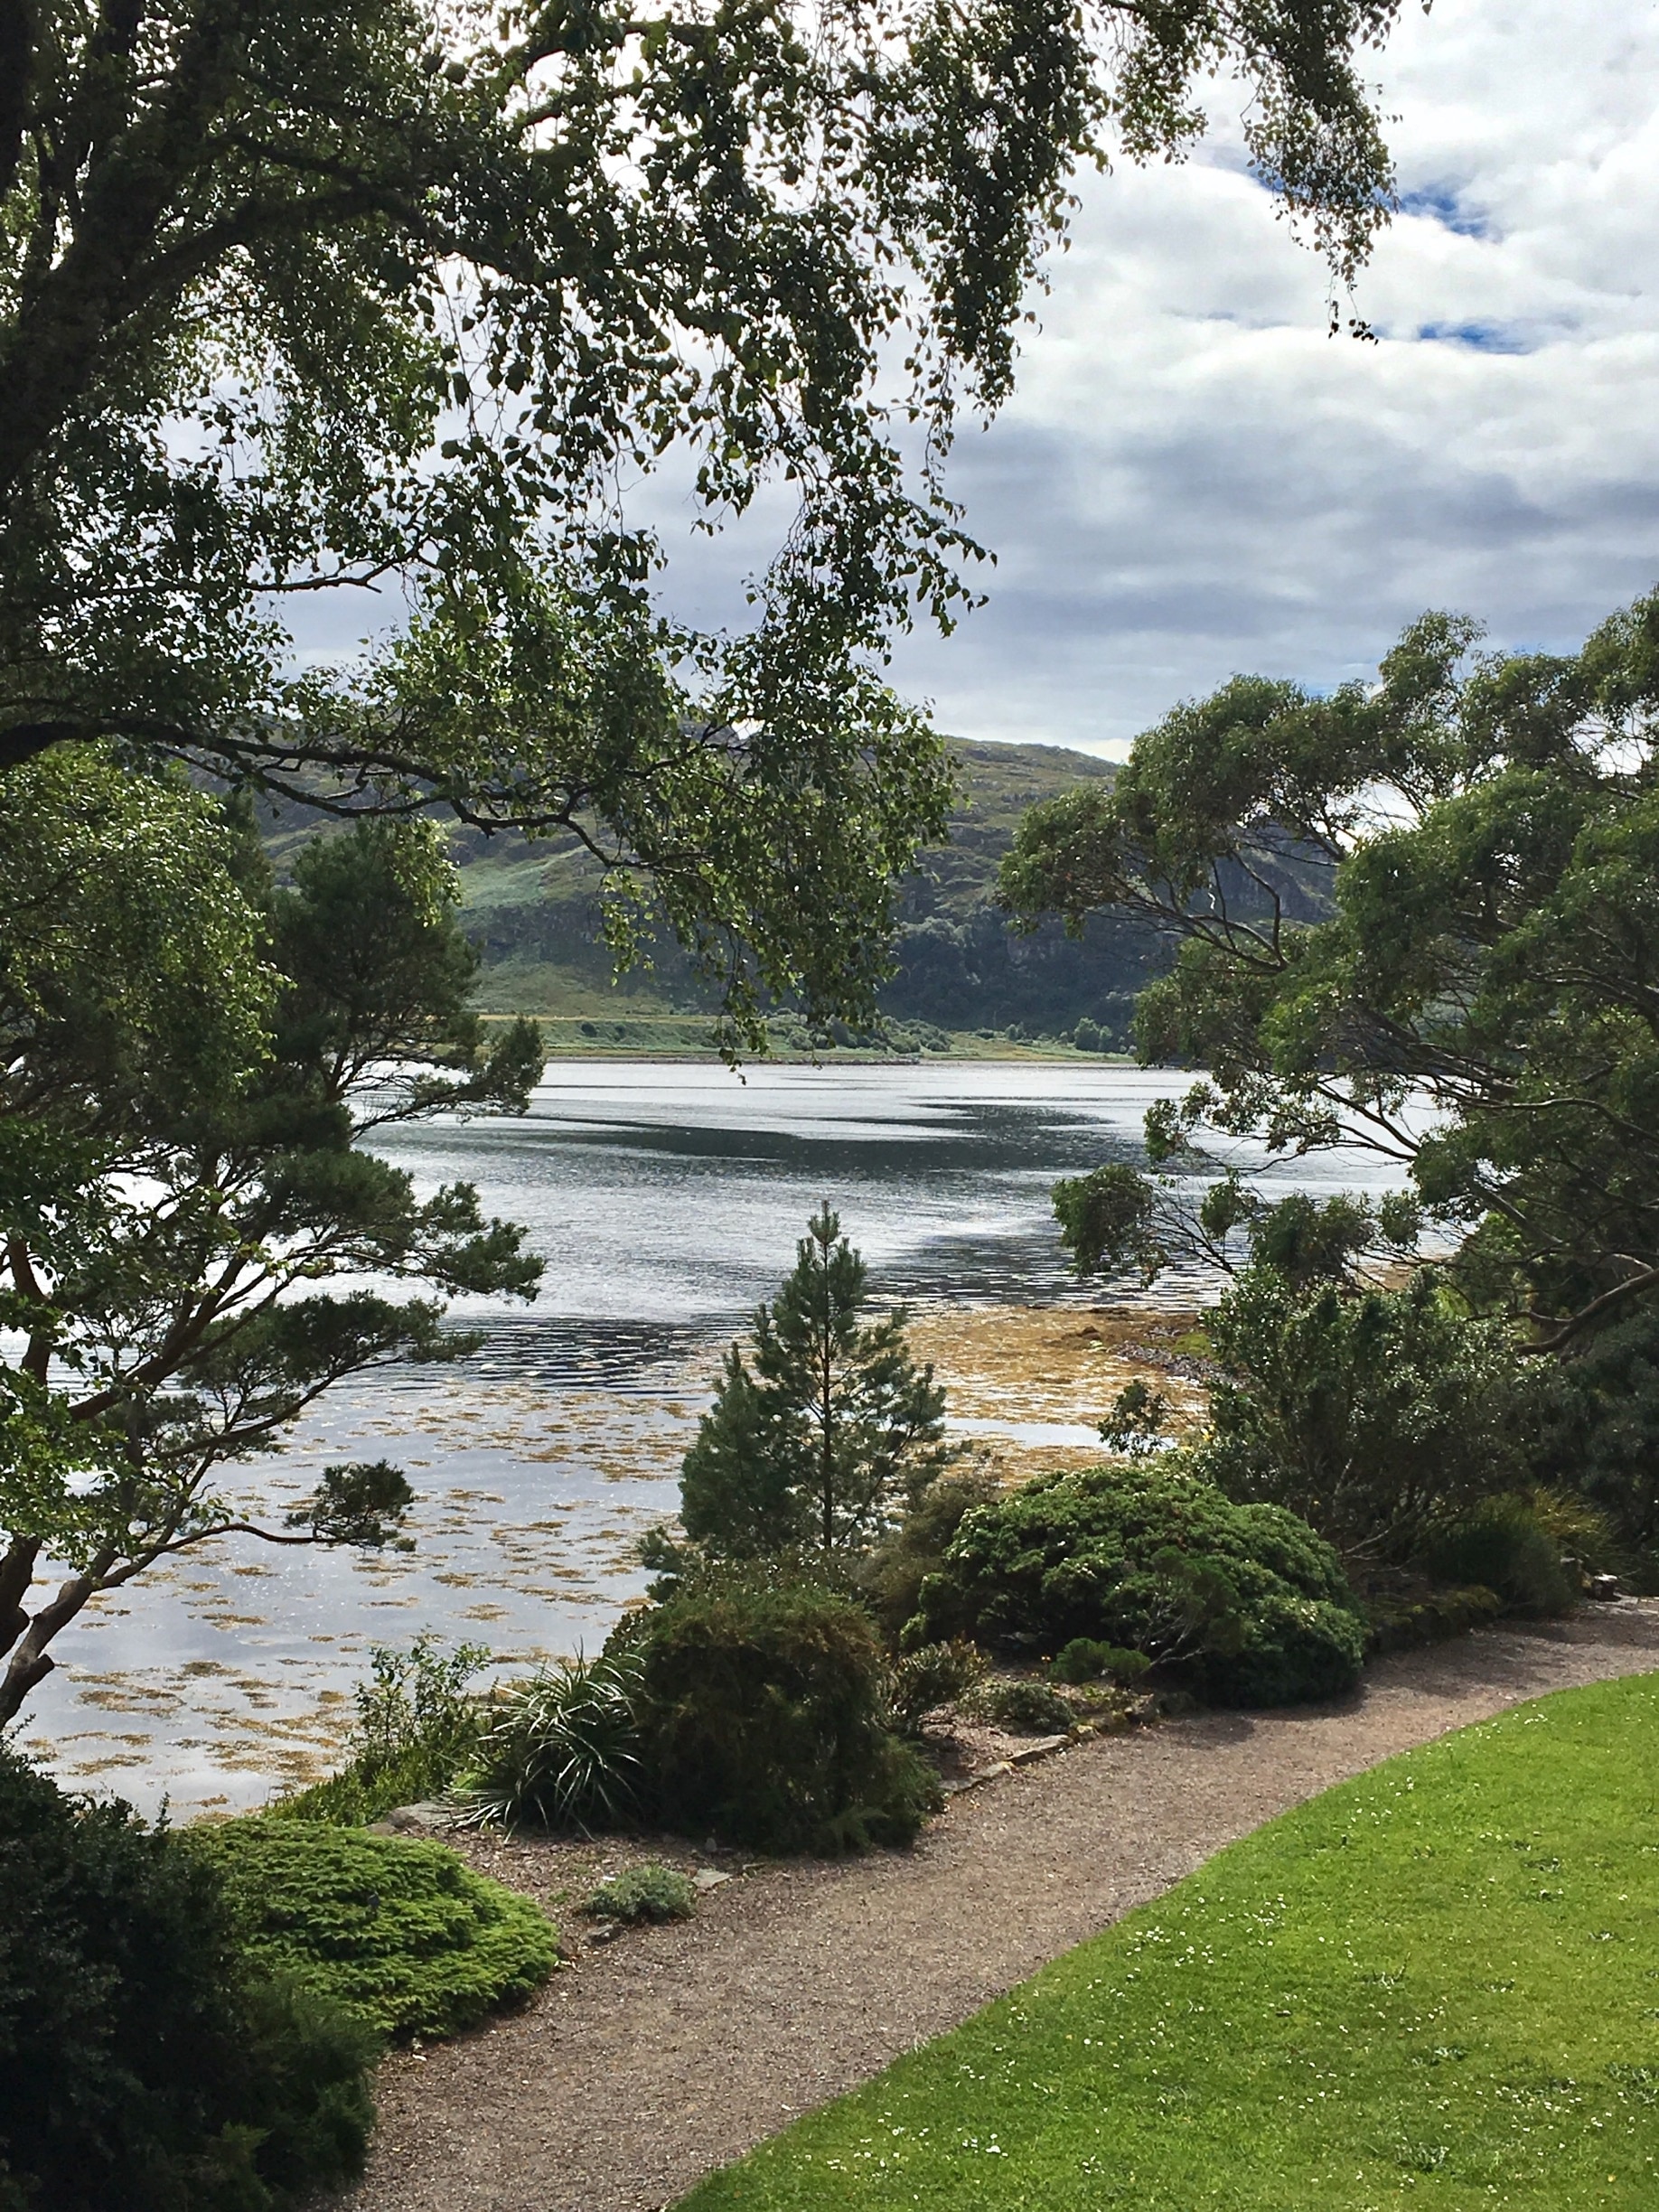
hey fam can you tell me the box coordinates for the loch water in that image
[25,1061,1403,1812]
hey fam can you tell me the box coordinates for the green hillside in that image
[448,739,1164,1045]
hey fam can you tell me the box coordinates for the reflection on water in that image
[23,1061,1402,1812]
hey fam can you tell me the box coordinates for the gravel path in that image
[350,1608,1659,2212]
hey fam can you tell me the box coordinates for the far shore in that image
[473,1010,1137,1066]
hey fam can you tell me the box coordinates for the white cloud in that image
[886,0,1659,755]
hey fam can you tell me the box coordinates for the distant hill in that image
[447,737,1166,1043]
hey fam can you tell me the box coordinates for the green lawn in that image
[679,1673,1659,2211]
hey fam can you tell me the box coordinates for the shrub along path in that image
[349,1609,1659,2212]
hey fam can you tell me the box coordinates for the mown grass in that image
[679,1673,1659,2211]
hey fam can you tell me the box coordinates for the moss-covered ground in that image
[679,1673,1659,2210]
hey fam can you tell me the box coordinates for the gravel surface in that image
[348,1607,1659,2212]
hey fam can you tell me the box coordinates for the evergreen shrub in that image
[1423,1495,1577,1619]
[970,1676,1074,1735]
[910,1463,1365,1707]
[1050,1636,1149,1687]
[0,1748,375,2212]
[627,1577,942,1852]
[186,1819,558,2039]
[858,1467,1003,1639]
[1364,1584,1504,1654]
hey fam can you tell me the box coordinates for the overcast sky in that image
[289,2,1659,763]
[875,0,1659,756]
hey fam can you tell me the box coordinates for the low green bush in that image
[883,1638,986,1736]
[1363,1583,1504,1654]
[0,1748,375,2212]
[1049,1637,1149,1687]
[581,1862,697,1924]
[186,1819,558,2040]
[1423,1495,1578,1618]
[911,1462,1364,1708]
[628,1576,942,1852]
[460,1650,644,1833]
[281,1636,489,1826]
[970,1677,1075,1735]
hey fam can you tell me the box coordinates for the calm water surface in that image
[26,1061,1400,1811]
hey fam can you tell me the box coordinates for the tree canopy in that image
[0,752,543,1720]
[1001,591,1659,1350]
[1,0,1412,1036]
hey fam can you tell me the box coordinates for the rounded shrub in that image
[627,1575,942,1852]
[910,1462,1364,1708]
[1050,1637,1151,1688]
[186,1819,558,2039]
[0,1748,376,2212]
[1424,1495,1578,1618]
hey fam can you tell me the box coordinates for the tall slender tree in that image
[680,1205,948,1555]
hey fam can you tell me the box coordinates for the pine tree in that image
[680,1206,949,1556]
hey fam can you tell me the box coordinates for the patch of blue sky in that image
[1399,185,1495,239]
[1415,320,1534,354]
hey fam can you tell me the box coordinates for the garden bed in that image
[347,1607,1659,2212]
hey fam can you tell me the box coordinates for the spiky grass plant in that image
[457,1651,642,1834]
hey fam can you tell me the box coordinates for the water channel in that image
[24,1060,1404,1813]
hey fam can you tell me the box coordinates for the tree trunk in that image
[0,1570,97,1724]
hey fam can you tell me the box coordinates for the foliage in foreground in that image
[185,1820,558,2041]
[679,1673,1659,2212]
[627,1578,942,1854]
[0,1748,375,2212]
[3,0,1404,1063]
[910,1462,1366,1707]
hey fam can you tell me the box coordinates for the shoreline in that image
[471,1011,1139,1067]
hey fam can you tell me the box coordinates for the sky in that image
[287,1,1659,763]
[882,0,1659,756]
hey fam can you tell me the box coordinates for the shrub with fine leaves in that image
[186,1820,558,2040]
[460,1650,644,1833]
[629,1575,942,1852]
[911,1463,1364,1708]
